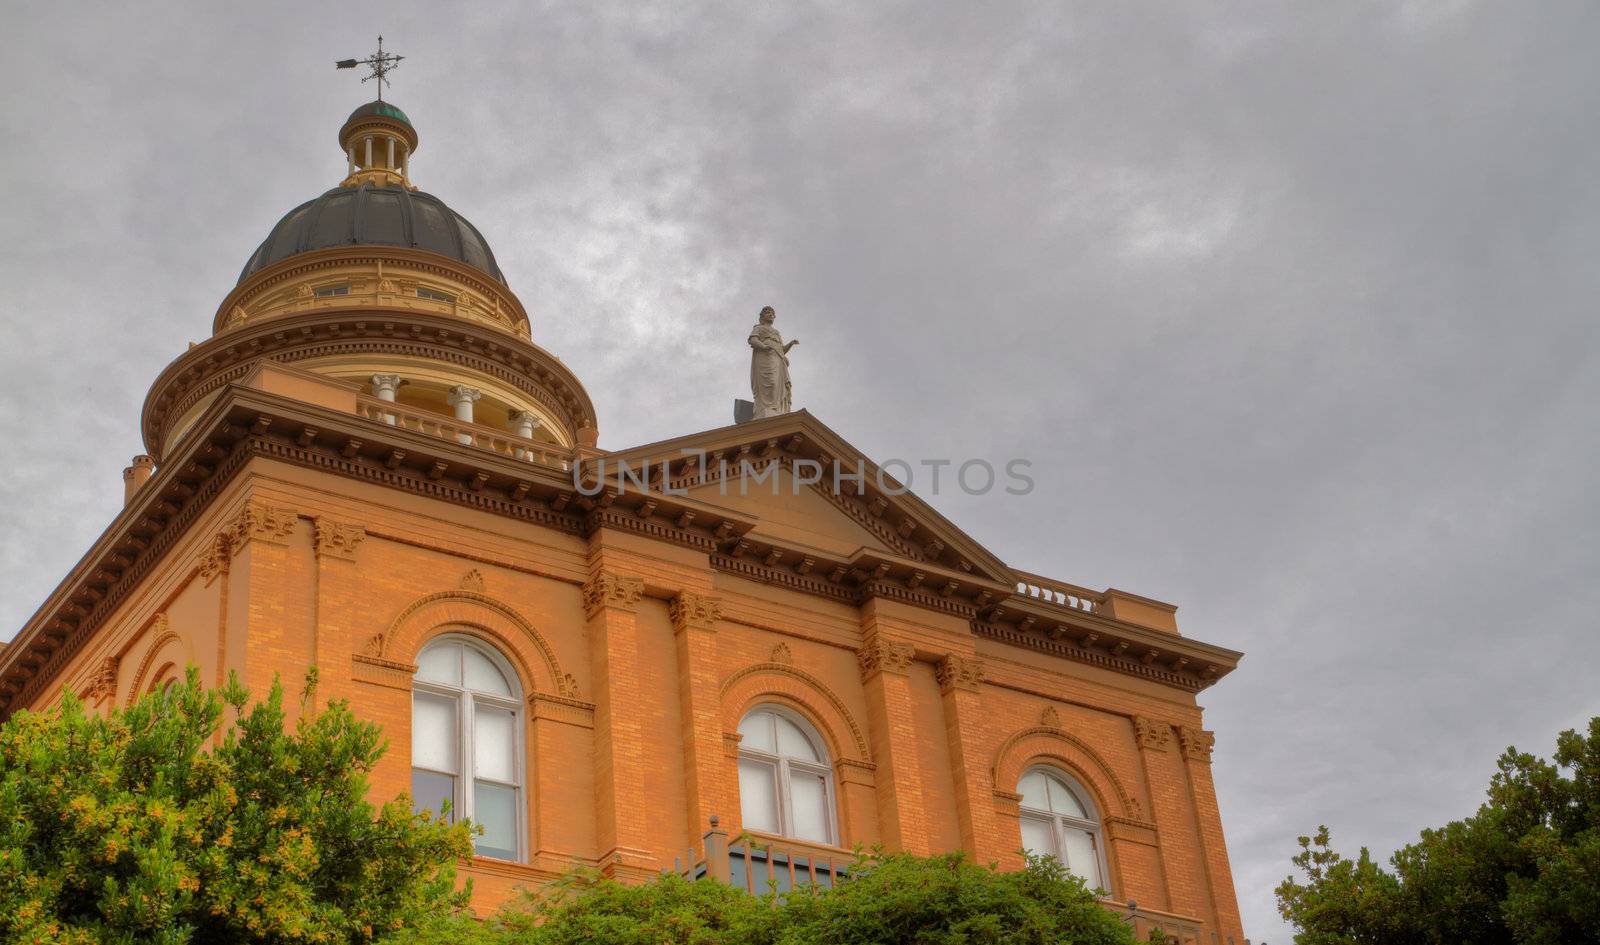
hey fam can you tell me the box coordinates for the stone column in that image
[447,385,481,444]
[387,137,395,170]
[858,630,932,854]
[371,374,404,425]
[509,410,539,459]
[583,570,656,880]
[669,591,727,850]
[936,653,1005,863]
[364,135,373,168]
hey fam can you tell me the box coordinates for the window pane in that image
[412,692,457,773]
[738,711,776,753]
[463,647,513,696]
[412,769,454,819]
[738,758,779,833]
[473,781,518,859]
[1020,814,1056,859]
[776,715,820,762]
[416,644,460,686]
[1047,776,1088,818]
[474,703,516,783]
[1061,826,1102,890]
[1018,771,1050,812]
[789,769,831,843]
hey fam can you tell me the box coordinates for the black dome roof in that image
[239,182,505,284]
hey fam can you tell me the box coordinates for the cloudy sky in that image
[4,1,1597,938]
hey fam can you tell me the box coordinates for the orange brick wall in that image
[23,459,1246,943]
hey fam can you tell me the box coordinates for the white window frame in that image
[737,706,839,846]
[1018,766,1110,893]
[411,633,526,862]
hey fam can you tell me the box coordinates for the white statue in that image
[749,305,798,419]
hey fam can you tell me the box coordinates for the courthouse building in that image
[0,98,1247,943]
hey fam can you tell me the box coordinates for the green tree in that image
[1276,717,1600,945]
[0,669,472,945]
[775,851,1137,945]
[404,850,1142,945]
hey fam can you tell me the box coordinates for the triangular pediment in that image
[681,465,900,559]
[603,410,1014,583]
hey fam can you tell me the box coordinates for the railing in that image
[355,395,573,470]
[1013,570,1104,614]
[1106,900,1204,944]
[673,819,1208,943]
[670,818,850,895]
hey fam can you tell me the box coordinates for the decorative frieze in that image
[1178,726,1215,762]
[934,654,984,694]
[1134,716,1172,752]
[583,571,643,619]
[857,632,915,679]
[312,517,365,561]
[668,591,722,634]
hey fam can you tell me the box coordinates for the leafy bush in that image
[1277,717,1600,945]
[0,670,472,944]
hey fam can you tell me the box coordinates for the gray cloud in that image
[4,2,1598,939]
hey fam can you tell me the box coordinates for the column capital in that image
[934,653,984,694]
[1177,725,1215,763]
[668,591,722,634]
[857,632,915,679]
[370,373,406,395]
[229,500,298,551]
[509,409,540,428]
[312,517,366,562]
[583,570,643,619]
[447,385,483,406]
[1133,716,1172,753]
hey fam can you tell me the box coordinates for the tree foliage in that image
[1276,717,1600,945]
[0,670,472,945]
[402,850,1144,945]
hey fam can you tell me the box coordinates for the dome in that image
[237,183,505,284]
[346,100,411,128]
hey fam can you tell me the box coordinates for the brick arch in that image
[379,591,572,698]
[992,727,1140,821]
[125,622,186,707]
[720,663,871,764]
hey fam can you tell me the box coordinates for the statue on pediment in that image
[748,306,797,419]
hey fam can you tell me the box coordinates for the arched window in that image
[737,707,837,844]
[411,635,523,861]
[1018,767,1106,891]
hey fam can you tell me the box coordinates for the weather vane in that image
[336,36,403,101]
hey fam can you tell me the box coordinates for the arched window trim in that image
[737,704,839,846]
[412,632,526,862]
[1018,765,1109,893]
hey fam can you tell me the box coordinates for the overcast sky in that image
[4,2,1598,939]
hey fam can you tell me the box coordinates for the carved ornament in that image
[582,571,643,619]
[1178,726,1215,762]
[312,517,365,561]
[668,591,722,634]
[1134,716,1172,753]
[857,633,915,679]
[934,654,984,693]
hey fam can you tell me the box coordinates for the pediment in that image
[602,410,1013,583]
[681,465,900,559]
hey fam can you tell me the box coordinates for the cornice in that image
[1,386,1240,716]
[141,309,596,460]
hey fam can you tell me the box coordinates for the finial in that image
[336,35,404,102]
